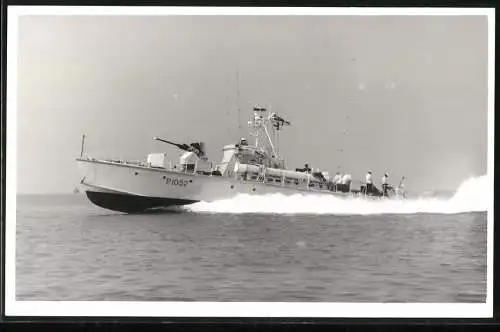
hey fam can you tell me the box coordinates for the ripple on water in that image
[15,196,488,303]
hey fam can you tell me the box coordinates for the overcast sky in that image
[16,14,488,194]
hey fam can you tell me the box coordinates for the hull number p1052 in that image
[165,177,189,187]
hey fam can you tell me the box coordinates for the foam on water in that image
[185,175,490,215]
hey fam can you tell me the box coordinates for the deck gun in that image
[153,137,207,160]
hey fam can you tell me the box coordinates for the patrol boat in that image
[76,107,405,213]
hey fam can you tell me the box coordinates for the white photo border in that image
[5,5,495,318]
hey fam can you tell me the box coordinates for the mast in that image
[80,134,86,158]
[262,125,277,157]
[247,106,290,164]
[236,71,241,131]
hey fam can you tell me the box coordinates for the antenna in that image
[236,71,241,131]
[337,114,350,171]
[80,134,86,158]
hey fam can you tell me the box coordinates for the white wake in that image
[184,175,491,215]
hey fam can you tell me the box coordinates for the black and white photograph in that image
[4,6,494,318]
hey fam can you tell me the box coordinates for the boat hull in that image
[85,191,198,213]
[76,158,388,213]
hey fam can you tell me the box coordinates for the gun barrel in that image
[152,137,207,159]
[153,137,190,151]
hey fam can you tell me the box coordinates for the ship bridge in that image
[214,107,290,177]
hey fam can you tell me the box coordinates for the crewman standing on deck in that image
[341,173,352,192]
[396,176,406,198]
[381,173,389,196]
[332,172,342,191]
[365,171,373,194]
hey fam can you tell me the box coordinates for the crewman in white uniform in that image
[396,176,406,198]
[381,173,389,196]
[332,172,342,191]
[321,171,330,182]
[341,173,352,192]
[365,171,373,194]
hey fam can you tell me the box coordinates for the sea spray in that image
[184,175,490,215]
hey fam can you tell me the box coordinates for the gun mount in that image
[153,137,207,160]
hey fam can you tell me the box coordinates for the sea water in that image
[15,176,488,302]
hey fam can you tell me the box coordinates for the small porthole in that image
[162,176,166,179]
[189,180,193,183]
[252,188,256,192]
[230,185,234,189]
[134,172,139,176]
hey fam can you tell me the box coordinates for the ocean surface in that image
[15,178,488,303]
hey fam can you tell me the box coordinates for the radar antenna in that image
[247,106,290,165]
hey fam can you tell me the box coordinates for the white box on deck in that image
[147,153,167,168]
